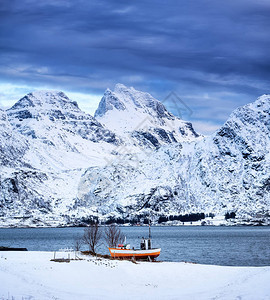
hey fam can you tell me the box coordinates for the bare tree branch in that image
[83,224,102,254]
[74,238,83,252]
[104,225,125,248]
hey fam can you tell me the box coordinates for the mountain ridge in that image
[0,88,269,227]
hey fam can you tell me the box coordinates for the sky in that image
[0,0,269,134]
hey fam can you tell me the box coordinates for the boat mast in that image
[148,218,151,239]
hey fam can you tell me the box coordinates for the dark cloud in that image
[0,0,269,133]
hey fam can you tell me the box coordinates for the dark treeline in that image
[81,214,148,225]
[80,212,218,225]
[81,216,99,225]
[158,213,206,223]
[105,214,148,225]
[225,212,236,219]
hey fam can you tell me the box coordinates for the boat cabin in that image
[140,238,151,250]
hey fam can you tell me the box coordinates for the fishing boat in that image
[108,223,161,261]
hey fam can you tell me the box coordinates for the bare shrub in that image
[83,224,102,254]
[74,238,83,251]
[105,225,125,248]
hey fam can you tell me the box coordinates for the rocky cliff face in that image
[0,89,269,227]
[95,84,200,149]
[0,109,29,168]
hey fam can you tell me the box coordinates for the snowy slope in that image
[95,84,200,148]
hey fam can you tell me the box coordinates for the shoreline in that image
[1,222,270,229]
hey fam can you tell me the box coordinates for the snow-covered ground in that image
[0,251,270,300]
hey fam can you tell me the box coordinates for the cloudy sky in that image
[0,0,269,134]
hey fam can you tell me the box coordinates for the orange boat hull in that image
[109,248,161,260]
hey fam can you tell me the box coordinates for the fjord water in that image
[0,226,269,266]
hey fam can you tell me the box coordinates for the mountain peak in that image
[95,84,200,145]
[95,83,172,119]
[254,94,270,108]
[95,86,126,118]
[114,83,130,92]
[225,93,270,125]
[9,90,80,112]
[6,90,120,152]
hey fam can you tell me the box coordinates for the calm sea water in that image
[0,226,270,266]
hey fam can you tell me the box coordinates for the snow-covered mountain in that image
[0,88,269,227]
[95,84,200,148]
[8,91,118,145]
[77,94,270,224]
[6,91,122,171]
[1,91,125,226]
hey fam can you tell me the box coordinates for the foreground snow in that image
[0,252,270,299]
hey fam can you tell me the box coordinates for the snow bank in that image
[0,251,269,299]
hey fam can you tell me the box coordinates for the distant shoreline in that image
[1,223,270,229]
